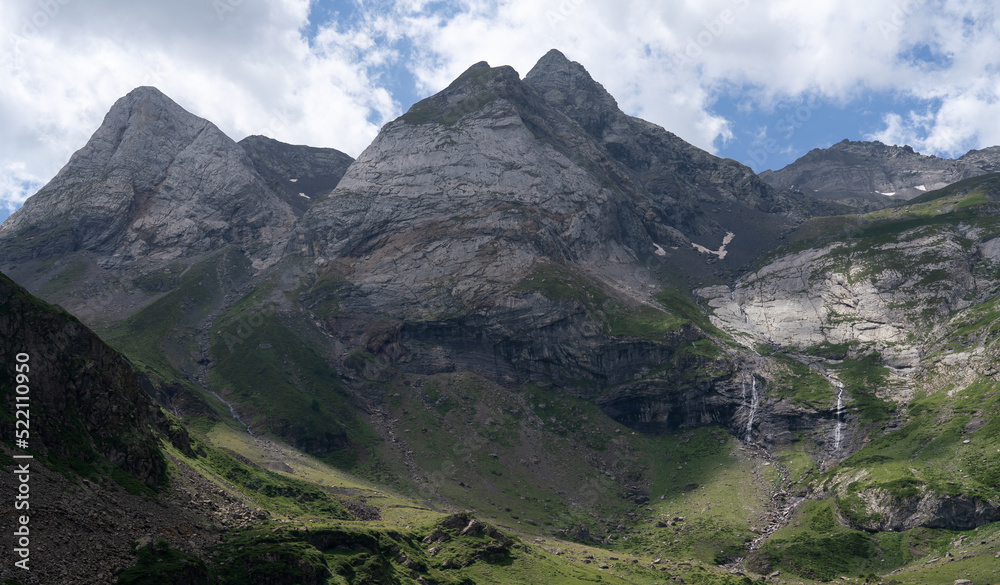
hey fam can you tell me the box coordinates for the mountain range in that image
[2,49,999,585]
[760,138,1000,210]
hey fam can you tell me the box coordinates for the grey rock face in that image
[524,50,832,271]
[0,87,296,270]
[0,271,168,486]
[238,134,353,216]
[957,145,1000,173]
[833,482,1000,532]
[698,227,1000,368]
[293,60,656,315]
[526,49,780,214]
[759,139,990,207]
[294,51,820,318]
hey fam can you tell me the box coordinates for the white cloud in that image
[869,82,1000,156]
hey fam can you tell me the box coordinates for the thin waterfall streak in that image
[833,384,844,451]
[745,376,758,443]
[209,389,253,436]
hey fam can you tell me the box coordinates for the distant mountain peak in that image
[0,85,296,284]
[825,139,918,156]
[759,138,995,207]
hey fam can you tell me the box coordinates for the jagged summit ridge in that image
[525,48,764,199]
[398,59,539,127]
[524,49,832,269]
[525,49,622,132]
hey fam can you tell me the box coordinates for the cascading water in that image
[745,375,759,443]
[209,389,254,436]
[833,382,844,451]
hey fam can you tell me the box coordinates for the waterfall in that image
[833,382,844,451]
[209,389,254,436]
[745,375,759,443]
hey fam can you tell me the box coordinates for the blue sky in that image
[1,0,998,224]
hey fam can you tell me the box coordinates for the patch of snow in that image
[653,243,667,257]
[691,231,735,260]
[915,185,927,191]
[289,178,298,182]
[878,191,896,196]
[299,193,310,199]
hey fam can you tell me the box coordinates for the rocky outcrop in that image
[838,487,1000,532]
[238,134,353,215]
[697,227,1000,368]
[525,49,829,266]
[0,87,297,319]
[0,270,167,484]
[957,145,1000,173]
[760,139,998,208]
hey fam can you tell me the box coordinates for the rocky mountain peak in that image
[524,48,621,135]
[0,86,296,276]
[524,50,826,272]
[958,145,1000,173]
[118,84,196,116]
[396,60,532,128]
[296,54,659,314]
[11,86,210,211]
[0,86,301,323]
[824,139,918,158]
[759,139,989,207]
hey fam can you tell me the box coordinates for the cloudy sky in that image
[1,0,998,223]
